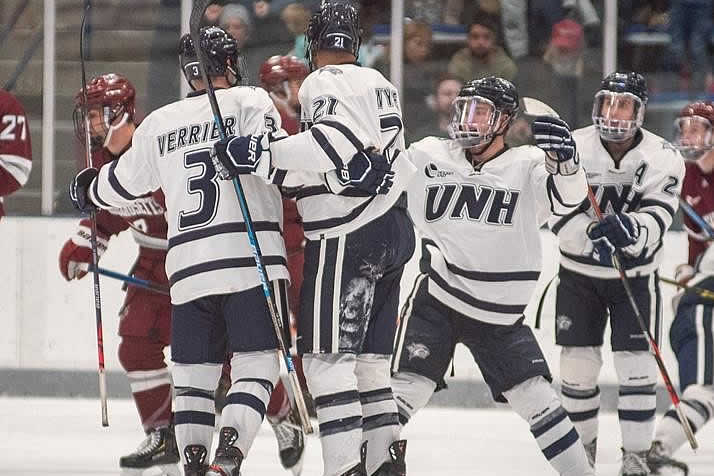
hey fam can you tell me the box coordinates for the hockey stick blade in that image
[523,97,560,119]
[189,0,313,435]
[80,2,109,428]
[679,196,714,240]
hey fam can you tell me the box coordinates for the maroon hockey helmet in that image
[73,73,136,148]
[259,55,308,94]
[673,101,714,158]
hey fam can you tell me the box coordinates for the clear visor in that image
[673,115,713,159]
[448,96,500,149]
[592,91,645,142]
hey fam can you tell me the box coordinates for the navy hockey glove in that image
[69,167,99,212]
[532,116,580,175]
[211,134,271,180]
[587,213,643,265]
[337,148,395,195]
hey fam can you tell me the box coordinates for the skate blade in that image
[120,464,182,476]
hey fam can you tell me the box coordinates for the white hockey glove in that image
[532,116,580,176]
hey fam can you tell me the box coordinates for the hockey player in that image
[646,102,714,475]
[69,27,293,476]
[259,55,308,136]
[389,76,595,476]
[549,71,685,475]
[60,73,180,474]
[211,2,417,475]
[0,88,32,221]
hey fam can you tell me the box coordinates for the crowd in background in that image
[194,0,714,147]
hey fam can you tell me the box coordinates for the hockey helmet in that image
[179,27,246,91]
[448,76,519,149]
[305,1,362,70]
[259,55,309,93]
[592,71,648,142]
[73,73,136,148]
[673,101,714,158]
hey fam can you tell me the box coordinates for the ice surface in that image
[2,397,712,475]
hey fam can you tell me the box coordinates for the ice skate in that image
[206,427,244,476]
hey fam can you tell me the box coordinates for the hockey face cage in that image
[73,104,129,148]
[673,115,714,159]
[448,96,508,149]
[592,90,645,142]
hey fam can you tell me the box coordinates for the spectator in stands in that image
[202,2,225,26]
[281,2,312,60]
[668,0,714,92]
[0,89,32,221]
[219,3,253,48]
[405,0,442,24]
[543,18,584,78]
[407,73,463,144]
[447,14,517,83]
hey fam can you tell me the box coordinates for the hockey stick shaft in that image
[88,265,170,296]
[80,2,108,427]
[587,187,698,450]
[659,276,714,300]
[678,196,714,239]
[189,0,312,434]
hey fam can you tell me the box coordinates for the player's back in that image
[135,86,288,303]
[288,63,415,239]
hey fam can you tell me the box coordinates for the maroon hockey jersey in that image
[681,160,714,265]
[0,89,32,219]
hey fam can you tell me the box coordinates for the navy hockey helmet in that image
[592,71,648,142]
[448,76,519,149]
[179,27,246,91]
[305,1,362,70]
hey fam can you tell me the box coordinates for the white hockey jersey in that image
[268,63,417,239]
[405,137,587,325]
[550,125,685,279]
[88,87,289,304]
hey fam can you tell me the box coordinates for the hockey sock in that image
[615,351,657,452]
[304,352,363,476]
[173,362,222,465]
[355,354,400,475]
[390,371,435,427]
[655,384,713,453]
[560,346,602,447]
[119,336,172,431]
[505,376,594,476]
[266,379,291,422]
[220,350,280,455]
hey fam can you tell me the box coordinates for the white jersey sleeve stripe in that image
[89,176,113,209]
[108,159,142,200]
[0,153,31,185]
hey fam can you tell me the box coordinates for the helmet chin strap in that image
[103,112,129,148]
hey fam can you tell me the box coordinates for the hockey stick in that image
[87,265,170,296]
[660,276,714,301]
[678,196,714,240]
[189,0,313,434]
[524,96,699,450]
[80,2,109,427]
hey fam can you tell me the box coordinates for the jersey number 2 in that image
[379,113,403,159]
[178,149,219,230]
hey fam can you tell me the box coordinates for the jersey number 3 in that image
[178,149,219,230]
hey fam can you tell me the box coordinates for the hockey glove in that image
[69,167,99,212]
[532,116,580,175]
[58,222,109,281]
[335,148,395,195]
[587,213,644,265]
[211,134,271,180]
